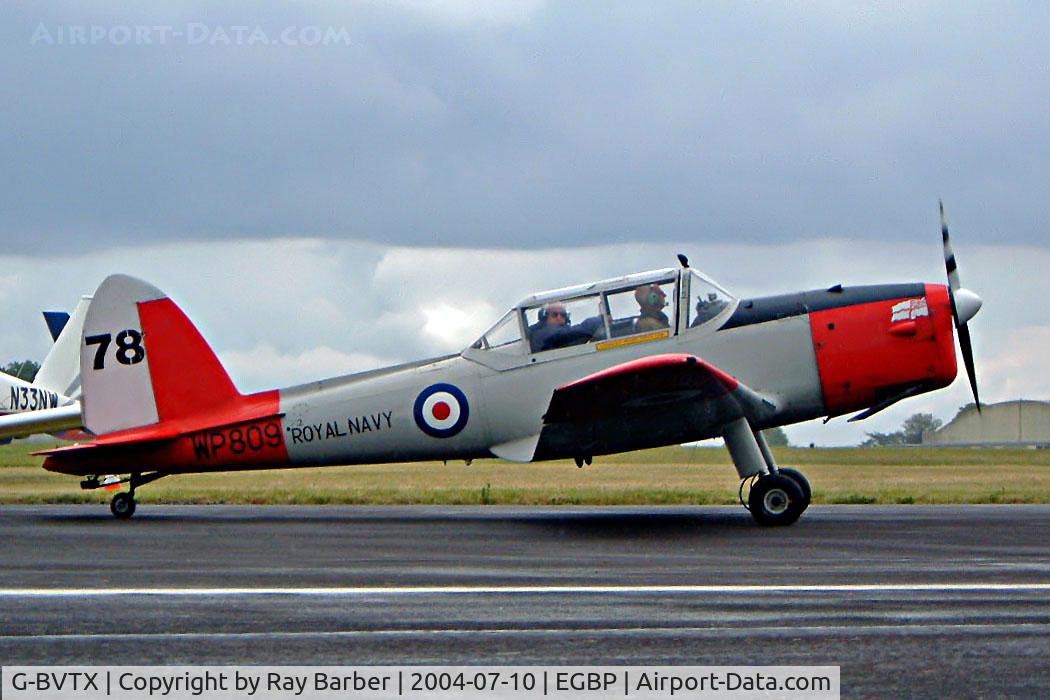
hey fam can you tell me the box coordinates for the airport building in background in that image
[923,400,1050,448]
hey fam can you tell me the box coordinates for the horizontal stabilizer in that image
[37,406,286,477]
[34,435,173,460]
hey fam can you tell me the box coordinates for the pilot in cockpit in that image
[543,302,569,328]
[529,302,604,352]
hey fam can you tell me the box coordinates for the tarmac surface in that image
[1,504,1049,698]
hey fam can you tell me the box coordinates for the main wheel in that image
[748,474,805,526]
[110,492,136,519]
[777,467,812,509]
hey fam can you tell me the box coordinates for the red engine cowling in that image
[810,283,958,417]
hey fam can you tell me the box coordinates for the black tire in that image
[110,492,136,519]
[748,474,805,526]
[777,467,812,509]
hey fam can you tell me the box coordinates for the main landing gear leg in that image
[722,418,810,526]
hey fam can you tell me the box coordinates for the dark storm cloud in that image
[2,2,1048,256]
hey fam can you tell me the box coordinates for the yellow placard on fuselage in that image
[596,329,671,351]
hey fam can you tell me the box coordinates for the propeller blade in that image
[941,199,961,293]
[957,322,981,413]
[940,201,981,412]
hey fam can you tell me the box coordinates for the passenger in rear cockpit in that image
[634,284,670,332]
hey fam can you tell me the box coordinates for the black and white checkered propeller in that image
[941,201,983,411]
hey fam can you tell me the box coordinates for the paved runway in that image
[2,504,1049,697]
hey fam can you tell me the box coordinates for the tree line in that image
[1,360,40,382]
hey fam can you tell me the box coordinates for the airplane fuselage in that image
[43,281,957,477]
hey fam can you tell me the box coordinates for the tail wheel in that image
[748,474,805,526]
[776,467,812,508]
[110,492,136,519]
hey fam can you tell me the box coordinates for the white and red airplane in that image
[4,206,982,524]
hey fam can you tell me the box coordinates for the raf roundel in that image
[413,383,470,438]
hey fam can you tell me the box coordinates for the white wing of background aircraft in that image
[0,296,90,441]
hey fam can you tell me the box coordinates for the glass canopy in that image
[470,267,736,359]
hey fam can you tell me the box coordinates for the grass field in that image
[2,442,1049,506]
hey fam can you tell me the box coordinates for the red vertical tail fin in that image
[81,275,258,436]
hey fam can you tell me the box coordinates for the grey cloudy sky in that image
[2,1,1048,253]
[1,2,1047,445]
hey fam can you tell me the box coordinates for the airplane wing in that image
[523,353,776,462]
[544,353,775,424]
[0,367,80,440]
[0,403,82,441]
[0,296,91,441]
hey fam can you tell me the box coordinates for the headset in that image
[636,285,665,307]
